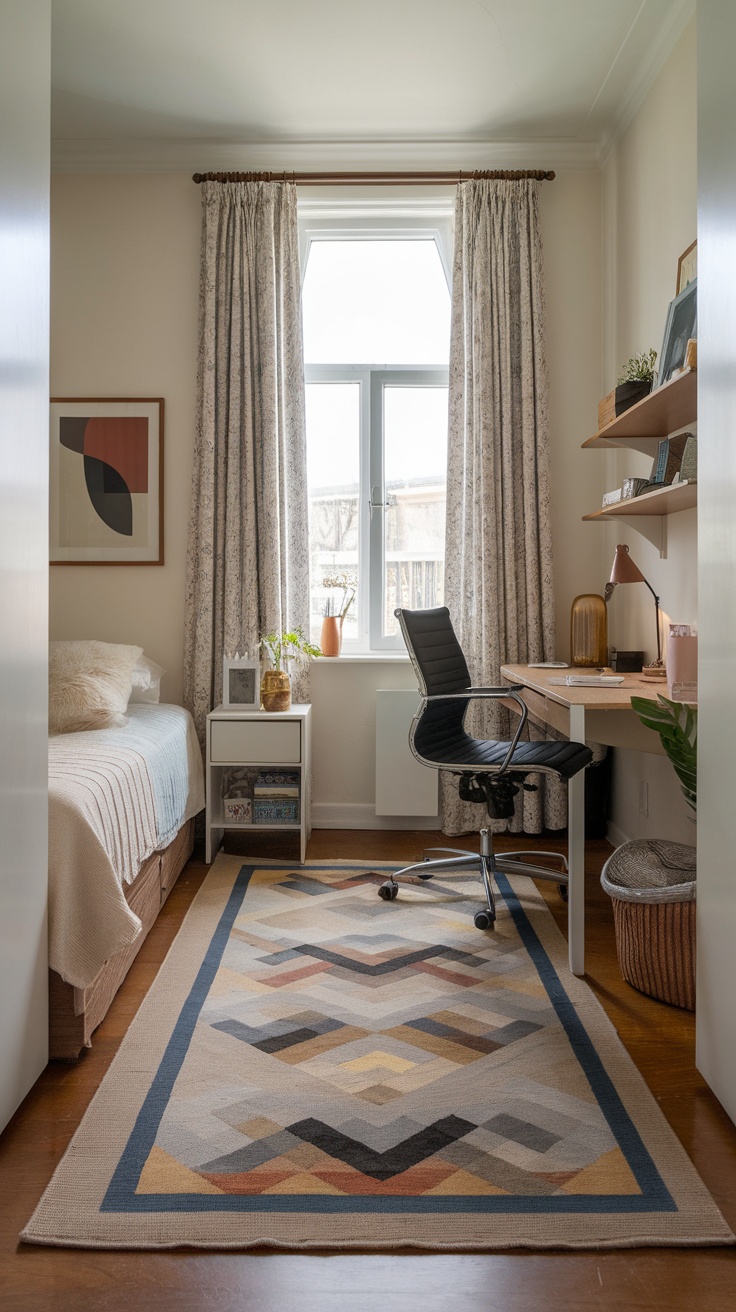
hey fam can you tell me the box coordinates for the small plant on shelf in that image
[618,348,657,386]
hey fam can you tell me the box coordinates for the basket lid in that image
[602,839,696,891]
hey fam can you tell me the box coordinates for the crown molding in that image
[51,136,600,175]
[597,0,695,167]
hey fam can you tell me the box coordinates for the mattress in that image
[48,704,205,989]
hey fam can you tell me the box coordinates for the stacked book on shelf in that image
[253,770,300,824]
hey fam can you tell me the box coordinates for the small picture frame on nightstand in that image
[223,655,260,709]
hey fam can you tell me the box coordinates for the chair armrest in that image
[422,688,528,774]
[424,685,523,700]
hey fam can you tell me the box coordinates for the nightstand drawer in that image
[209,719,301,764]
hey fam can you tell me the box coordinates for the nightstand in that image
[205,704,312,864]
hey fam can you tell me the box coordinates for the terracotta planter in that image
[260,667,291,712]
[320,615,342,657]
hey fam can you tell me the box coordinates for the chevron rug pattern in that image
[23,856,733,1250]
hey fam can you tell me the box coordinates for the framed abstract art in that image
[50,398,164,564]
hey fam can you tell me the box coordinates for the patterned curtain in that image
[441,178,565,835]
[184,181,309,745]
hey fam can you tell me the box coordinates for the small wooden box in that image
[598,380,652,431]
[598,389,616,430]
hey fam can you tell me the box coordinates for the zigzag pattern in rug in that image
[135,865,639,1201]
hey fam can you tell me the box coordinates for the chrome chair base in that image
[377,828,568,930]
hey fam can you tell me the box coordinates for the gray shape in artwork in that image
[59,416,89,453]
[84,454,133,536]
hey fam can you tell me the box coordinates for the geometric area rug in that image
[22,856,734,1251]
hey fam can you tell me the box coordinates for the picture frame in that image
[222,655,260,709]
[50,398,164,565]
[676,240,697,295]
[658,280,697,389]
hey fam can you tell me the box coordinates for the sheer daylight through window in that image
[302,236,451,651]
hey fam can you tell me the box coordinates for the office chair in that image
[377,607,593,929]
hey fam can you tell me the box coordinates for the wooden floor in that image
[1,830,735,1312]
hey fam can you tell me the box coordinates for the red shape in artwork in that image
[83,418,149,493]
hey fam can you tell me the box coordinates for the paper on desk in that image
[549,675,625,686]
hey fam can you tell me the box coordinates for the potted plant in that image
[259,627,320,712]
[630,694,696,814]
[598,349,658,429]
[616,348,658,412]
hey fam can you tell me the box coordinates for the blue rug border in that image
[101,862,676,1216]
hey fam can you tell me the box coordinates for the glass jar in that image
[570,594,608,668]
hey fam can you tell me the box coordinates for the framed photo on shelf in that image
[223,655,260,709]
[676,240,697,295]
[658,280,697,389]
[50,398,164,564]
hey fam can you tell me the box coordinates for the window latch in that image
[369,487,396,517]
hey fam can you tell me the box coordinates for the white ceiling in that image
[51,0,694,170]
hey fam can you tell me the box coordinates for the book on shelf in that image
[253,798,299,824]
[651,432,691,485]
[253,770,300,799]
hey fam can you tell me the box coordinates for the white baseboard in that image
[312,803,440,831]
[606,820,630,848]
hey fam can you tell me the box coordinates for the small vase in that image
[320,615,342,657]
[260,667,291,712]
[570,594,608,668]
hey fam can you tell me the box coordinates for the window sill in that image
[313,652,410,664]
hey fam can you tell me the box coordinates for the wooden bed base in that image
[48,818,195,1060]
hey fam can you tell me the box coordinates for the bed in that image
[48,702,205,1059]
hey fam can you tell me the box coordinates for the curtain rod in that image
[192,169,555,186]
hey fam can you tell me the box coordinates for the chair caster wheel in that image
[474,910,495,930]
[378,882,398,901]
[558,883,568,902]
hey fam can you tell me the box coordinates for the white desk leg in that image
[567,704,586,976]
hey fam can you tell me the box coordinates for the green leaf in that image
[630,694,697,813]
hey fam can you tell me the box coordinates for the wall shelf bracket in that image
[619,514,667,558]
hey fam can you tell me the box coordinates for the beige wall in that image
[600,20,697,845]
[49,173,201,701]
[48,168,601,818]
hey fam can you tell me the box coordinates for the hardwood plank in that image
[1,831,734,1311]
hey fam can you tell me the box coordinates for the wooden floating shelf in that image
[583,480,697,521]
[582,369,697,453]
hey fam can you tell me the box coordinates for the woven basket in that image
[601,840,696,1011]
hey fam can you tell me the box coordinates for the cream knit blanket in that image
[48,705,204,989]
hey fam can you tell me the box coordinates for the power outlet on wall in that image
[638,781,649,818]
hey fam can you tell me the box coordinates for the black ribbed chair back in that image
[397,607,473,761]
[384,606,591,944]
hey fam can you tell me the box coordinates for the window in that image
[300,204,452,651]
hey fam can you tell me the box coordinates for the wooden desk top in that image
[500,664,663,712]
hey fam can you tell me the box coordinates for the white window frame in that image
[299,195,454,653]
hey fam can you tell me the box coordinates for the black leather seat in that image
[377,606,593,929]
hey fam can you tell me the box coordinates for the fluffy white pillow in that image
[49,640,144,735]
[129,655,166,704]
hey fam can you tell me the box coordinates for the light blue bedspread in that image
[81,703,204,848]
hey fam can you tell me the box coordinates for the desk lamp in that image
[608,543,663,671]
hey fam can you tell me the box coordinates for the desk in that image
[500,665,664,978]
